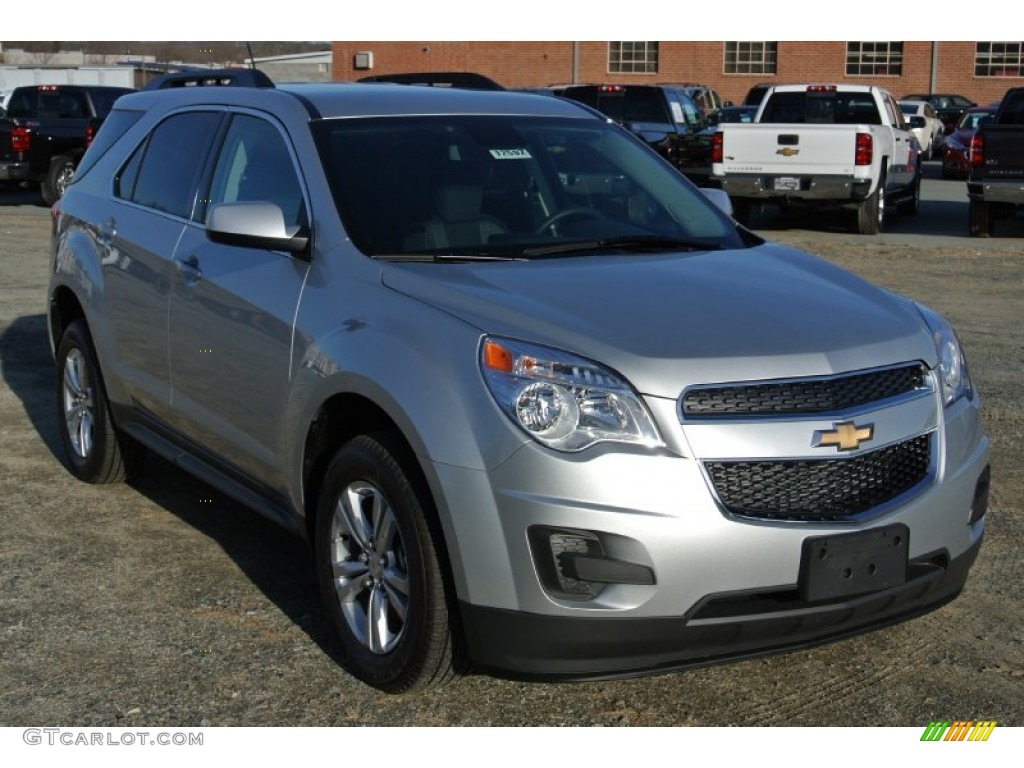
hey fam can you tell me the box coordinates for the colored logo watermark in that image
[920,721,997,741]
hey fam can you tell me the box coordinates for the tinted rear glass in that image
[760,91,882,125]
[563,87,670,124]
[72,109,145,181]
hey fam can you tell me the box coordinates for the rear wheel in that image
[314,433,462,692]
[55,320,144,483]
[968,199,994,237]
[731,198,753,227]
[42,155,76,206]
[855,178,885,235]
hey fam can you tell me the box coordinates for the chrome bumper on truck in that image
[968,180,1024,204]
[717,173,872,202]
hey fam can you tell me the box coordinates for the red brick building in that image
[331,41,1024,107]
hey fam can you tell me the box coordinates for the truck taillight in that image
[11,126,31,153]
[85,124,95,148]
[711,131,724,164]
[855,132,873,166]
[970,133,984,167]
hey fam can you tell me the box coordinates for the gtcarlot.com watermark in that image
[23,728,203,747]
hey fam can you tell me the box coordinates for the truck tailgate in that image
[717,124,861,176]
[976,125,1024,178]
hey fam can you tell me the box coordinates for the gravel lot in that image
[1,180,1021,727]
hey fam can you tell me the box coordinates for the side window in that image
[7,90,34,118]
[206,114,306,228]
[121,111,222,218]
[678,95,701,127]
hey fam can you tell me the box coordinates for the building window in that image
[975,42,1024,76]
[608,42,659,74]
[846,42,903,76]
[723,42,777,74]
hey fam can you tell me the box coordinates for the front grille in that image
[682,363,927,418]
[705,434,932,522]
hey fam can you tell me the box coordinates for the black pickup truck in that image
[561,84,713,185]
[0,84,133,204]
[967,88,1024,237]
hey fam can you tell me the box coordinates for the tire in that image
[731,198,753,227]
[855,177,885,235]
[968,199,994,238]
[41,155,76,207]
[898,166,921,216]
[55,320,145,483]
[314,433,462,693]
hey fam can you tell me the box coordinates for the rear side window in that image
[119,111,222,218]
[72,109,145,181]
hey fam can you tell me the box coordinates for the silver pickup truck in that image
[49,80,988,692]
[712,84,922,234]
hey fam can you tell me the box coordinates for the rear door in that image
[166,110,311,489]
[103,109,225,419]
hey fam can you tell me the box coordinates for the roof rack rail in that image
[357,72,504,91]
[143,68,275,91]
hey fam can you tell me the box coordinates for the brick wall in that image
[332,41,1024,107]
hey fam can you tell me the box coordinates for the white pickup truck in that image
[711,84,922,234]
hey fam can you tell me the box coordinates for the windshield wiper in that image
[371,252,523,263]
[521,235,723,258]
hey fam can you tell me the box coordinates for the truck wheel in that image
[732,199,753,227]
[968,199,994,237]
[55,320,145,483]
[42,156,76,206]
[855,181,884,235]
[314,433,463,692]
[898,168,921,216]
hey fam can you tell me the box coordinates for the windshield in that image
[315,115,742,258]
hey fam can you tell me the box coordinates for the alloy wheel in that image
[328,480,410,655]
[62,348,94,459]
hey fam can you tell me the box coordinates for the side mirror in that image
[700,187,733,217]
[908,115,927,128]
[206,202,309,256]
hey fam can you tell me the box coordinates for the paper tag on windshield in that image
[489,148,533,160]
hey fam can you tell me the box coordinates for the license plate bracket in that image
[774,176,800,191]
[799,524,909,602]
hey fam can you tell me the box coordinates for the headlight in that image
[480,336,664,452]
[917,303,972,406]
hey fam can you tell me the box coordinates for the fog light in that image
[527,526,656,601]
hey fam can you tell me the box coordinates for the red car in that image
[942,105,999,179]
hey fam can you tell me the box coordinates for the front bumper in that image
[432,378,988,678]
[461,536,981,678]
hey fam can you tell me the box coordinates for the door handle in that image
[175,255,203,284]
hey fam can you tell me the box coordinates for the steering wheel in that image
[535,207,606,235]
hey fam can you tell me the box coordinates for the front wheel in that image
[314,433,462,692]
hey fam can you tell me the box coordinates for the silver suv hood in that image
[381,243,936,398]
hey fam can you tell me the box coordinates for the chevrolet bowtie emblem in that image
[813,421,874,451]
[776,147,800,157]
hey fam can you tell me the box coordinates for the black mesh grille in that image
[705,435,932,522]
[683,364,927,417]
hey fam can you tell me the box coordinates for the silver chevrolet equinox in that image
[49,81,990,693]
